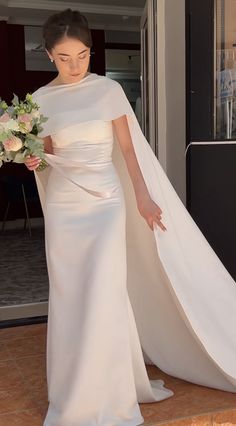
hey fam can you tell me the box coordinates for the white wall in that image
[157,0,186,204]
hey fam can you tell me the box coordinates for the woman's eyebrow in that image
[57,49,88,56]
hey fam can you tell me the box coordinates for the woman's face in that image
[48,36,91,84]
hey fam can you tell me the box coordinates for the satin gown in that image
[43,120,173,426]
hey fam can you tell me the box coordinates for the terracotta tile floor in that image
[0,323,235,426]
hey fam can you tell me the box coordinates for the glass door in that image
[141,0,158,155]
[186,0,236,281]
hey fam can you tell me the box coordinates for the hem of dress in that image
[43,407,144,426]
[44,417,145,426]
[123,415,144,426]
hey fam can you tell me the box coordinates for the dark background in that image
[0,23,106,221]
[186,0,236,280]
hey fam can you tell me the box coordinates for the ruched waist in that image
[53,141,113,166]
[45,153,113,198]
[48,152,112,168]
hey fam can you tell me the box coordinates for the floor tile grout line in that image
[6,353,46,361]
[0,407,43,417]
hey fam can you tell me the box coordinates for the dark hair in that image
[43,9,92,52]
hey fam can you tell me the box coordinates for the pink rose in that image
[3,136,23,151]
[18,113,33,133]
[19,113,33,123]
[0,112,11,122]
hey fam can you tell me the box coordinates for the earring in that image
[50,58,54,63]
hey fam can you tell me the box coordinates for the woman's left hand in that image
[137,194,167,232]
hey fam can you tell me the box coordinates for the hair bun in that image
[43,8,92,51]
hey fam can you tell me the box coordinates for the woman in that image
[26,8,236,426]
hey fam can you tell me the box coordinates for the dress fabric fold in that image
[32,73,236,426]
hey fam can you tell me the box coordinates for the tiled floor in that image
[0,323,236,426]
[0,225,48,307]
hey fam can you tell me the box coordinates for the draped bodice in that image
[45,120,122,200]
[51,120,114,166]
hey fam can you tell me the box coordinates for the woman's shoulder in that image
[32,73,122,101]
[94,75,123,96]
[87,73,116,85]
[32,78,58,97]
[44,77,60,88]
[97,74,121,88]
[32,87,42,102]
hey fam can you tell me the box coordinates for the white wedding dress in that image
[32,73,236,426]
[43,120,172,426]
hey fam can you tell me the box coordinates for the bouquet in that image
[0,93,48,171]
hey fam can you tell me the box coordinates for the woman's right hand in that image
[24,155,41,171]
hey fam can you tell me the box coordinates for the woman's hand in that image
[137,194,167,232]
[24,155,41,171]
[24,136,53,171]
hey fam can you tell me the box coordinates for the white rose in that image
[3,136,23,151]
[32,110,41,120]
[0,118,19,132]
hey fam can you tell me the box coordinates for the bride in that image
[25,8,236,426]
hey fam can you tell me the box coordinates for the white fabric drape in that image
[33,73,236,399]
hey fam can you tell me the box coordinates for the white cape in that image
[33,72,236,393]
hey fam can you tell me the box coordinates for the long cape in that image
[33,72,236,393]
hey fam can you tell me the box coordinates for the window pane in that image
[215,0,236,140]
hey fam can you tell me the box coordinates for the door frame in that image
[140,0,158,155]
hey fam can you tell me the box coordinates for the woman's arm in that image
[24,136,53,171]
[112,115,166,232]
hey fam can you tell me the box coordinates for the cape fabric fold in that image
[33,73,236,392]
